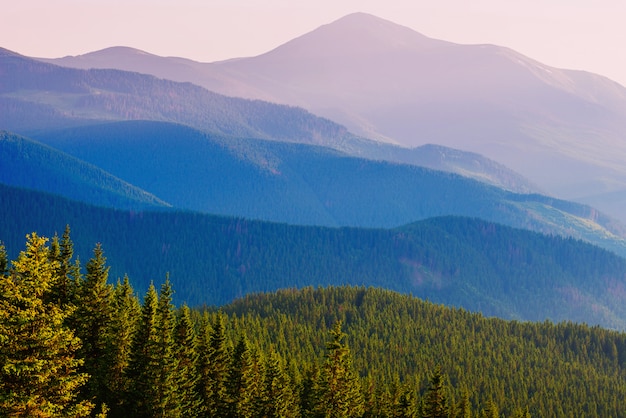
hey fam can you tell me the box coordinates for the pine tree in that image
[0,233,93,417]
[196,312,230,418]
[316,321,364,418]
[154,278,181,417]
[174,304,203,418]
[481,400,499,418]
[263,348,300,418]
[74,243,114,409]
[421,366,449,418]
[299,365,321,418]
[48,225,78,307]
[225,334,258,418]
[127,283,160,418]
[104,276,140,418]
[456,390,472,418]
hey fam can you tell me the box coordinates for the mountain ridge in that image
[36,13,626,222]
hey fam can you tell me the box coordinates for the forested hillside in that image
[22,121,626,257]
[0,131,169,209]
[3,182,626,329]
[1,236,625,417]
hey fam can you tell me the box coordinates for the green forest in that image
[2,231,626,417]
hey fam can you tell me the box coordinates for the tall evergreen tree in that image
[196,312,230,418]
[263,348,300,418]
[421,366,449,418]
[316,321,364,418]
[154,278,181,417]
[174,304,202,418]
[0,233,92,417]
[48,225,79,307]
[456,390,472,418]
[299,365,321,418]
[127,283,160,418]
[74,243,114,409]
[225,334,258,418]
[481,400,499,418]
[104,276,140,418]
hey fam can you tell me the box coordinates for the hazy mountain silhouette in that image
[41,13,626,222]
[2,46,539,194]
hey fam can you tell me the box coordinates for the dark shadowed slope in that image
[0,131,168,209]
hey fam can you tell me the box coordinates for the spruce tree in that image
[104,276,140,417]
[196,312,230,418]
[263,348,300,418]
[0,233,92,417]
[225,334,258,418]
[74,243,114,409]
[48,225,78,307]
[481,400,499,418]
[174,304,202,418]
[316,321,364,418]
[455,390,472,418]
[127,283,160,418]
[421,366,449,418]
[154,278,181,417]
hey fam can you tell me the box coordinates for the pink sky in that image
[3,0,626,86]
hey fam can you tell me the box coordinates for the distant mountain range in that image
[10,121,626,258]
[4,14,626,328]
[39,13,626,222]
[2,44,626,255]
[0,46,538,195]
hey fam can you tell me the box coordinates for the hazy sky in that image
[3,0,626,86]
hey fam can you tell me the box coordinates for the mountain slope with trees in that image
[2,183,626,329]
[0,130,169,210]
[23,121,626,257]
[2,239,626,418]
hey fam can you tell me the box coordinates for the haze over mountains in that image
[42,12,626,222]
[4,12,626,330]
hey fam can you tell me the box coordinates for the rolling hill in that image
[42,13,626,222]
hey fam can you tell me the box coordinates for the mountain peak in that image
[260,12,447,60]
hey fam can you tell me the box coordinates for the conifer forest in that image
[2,230,626,417]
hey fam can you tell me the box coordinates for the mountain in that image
[0,130,168,210]
[3,182,626,329]
[5,47,539,194]
[0,47,351,147]
[41,13,626,222]
[26,121,626,257]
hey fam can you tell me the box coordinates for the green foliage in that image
[74,242,114,407]
[421,367,449,418]
[0,233,92,417]
[316,321,363,418]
